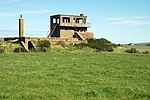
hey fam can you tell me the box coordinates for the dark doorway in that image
[28,41,35,50]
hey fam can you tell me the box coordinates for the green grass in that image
[122,44,150,53]
[0,50,150,99]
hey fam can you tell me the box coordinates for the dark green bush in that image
[29,48,37,52]
[56,41,66,47]
[37,40,51,48]
[14,47,27,52]
[74,38,116,52]
[74,43,88,48]
[29,47,47,52]
[87,38,114,52]
[0,47,5,53]
[125,48,139,53]
[143,51,149,54]
[146,44,150,46]
[36,47,47,52]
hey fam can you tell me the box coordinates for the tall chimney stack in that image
[19,15,24,37]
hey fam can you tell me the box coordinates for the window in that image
[57,18,60,24]
[52,18,56,23]
[52,18,60,24]
[63,17,70,23]
[83,18,86,23]
[76,18,83,23]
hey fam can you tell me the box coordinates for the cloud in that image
[107,16,150,25]
[0,9,51,17]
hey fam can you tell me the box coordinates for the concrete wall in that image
[80,32,94,39]
[60,30,74,38]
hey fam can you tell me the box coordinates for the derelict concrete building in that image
[48,14,94,40]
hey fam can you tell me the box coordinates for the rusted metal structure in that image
[48,14,94,40]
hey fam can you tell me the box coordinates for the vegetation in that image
[146,44,150,46]
[143,50,149,54]
[0,50,150,99]
[125,48,139,53]
[37,40,51,48]
[75,38,117,52]
[14,47,28,53]
[0,47,5,53]
[122,44,150,54]
[29,40,51,52]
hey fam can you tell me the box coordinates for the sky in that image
[0,0,150,43]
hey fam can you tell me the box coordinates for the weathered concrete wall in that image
[80,32,94,39]
[60,30,74,38]
[24,37,79,48]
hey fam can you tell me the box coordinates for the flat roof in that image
[50,14,87,17]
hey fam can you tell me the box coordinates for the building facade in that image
[48,14,94,40]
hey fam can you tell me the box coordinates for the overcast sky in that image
[0,0,150,43]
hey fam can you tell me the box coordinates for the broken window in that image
[52,18,56,23]
[63,17,70,23]
[57,18,60,24]
[52,18,60,24]
[76,18,84,23]
[83,18,86,23]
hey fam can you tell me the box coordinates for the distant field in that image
[0,50,150,99]
[123,44,150,53]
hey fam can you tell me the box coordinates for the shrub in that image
[14,47,27,52]
[29,47,47,52]
[125,48,139,53]
[37,40,51,48]
[0,47,5,53]
[143,51,149,54]
[29,48,37,52]
[74,43,88,48]
[87,38,114,52]
[55,41,66,47]
[146,44,150,46]
[36,47,47,52]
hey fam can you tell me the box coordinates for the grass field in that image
[122,44,150,53]
[0,49,150,99]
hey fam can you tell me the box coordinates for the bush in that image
[125,48,139,53]
[146,44,150,46]
[55,41,66,47]
[14,47,27,52]
[87,38,115,52]
[143,51,149,54]
[36,47,47,52]
[29,47,47,52]
[37,40,51,48]
[0,47,5,53]
[74,43,88,48]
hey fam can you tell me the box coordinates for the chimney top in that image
[80,14,84,16]
[20,15,23,18]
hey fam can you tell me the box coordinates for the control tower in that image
[48,14,93,40]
